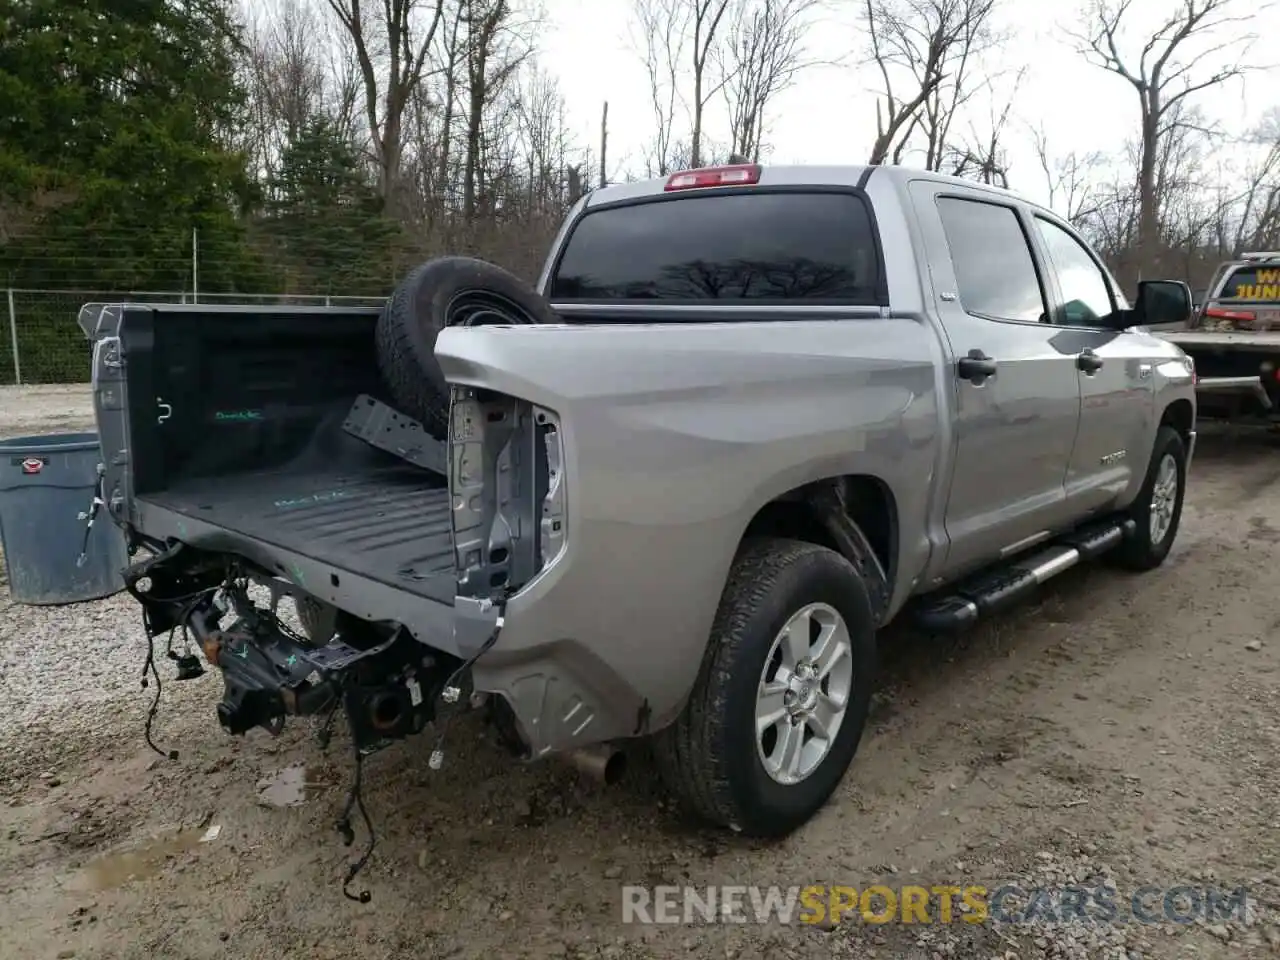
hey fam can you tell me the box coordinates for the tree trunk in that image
[1136,95,1161,281]
[599,100,608,188]
[463,77,484,219]
[437,7,465,206]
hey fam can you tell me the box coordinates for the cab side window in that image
[1034,216,1114,327]
[936,196,1047,324]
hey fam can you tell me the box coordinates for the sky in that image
[538,0,1275,209]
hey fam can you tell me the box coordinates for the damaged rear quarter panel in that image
[433,318,941,751]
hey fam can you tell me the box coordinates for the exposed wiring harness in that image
[138,587,219,761]
[129,558,506,906]
[330,624,503,904]
[308,672,376,904]
[141,631,176,761]
[336,734,375,904]
[428,625,502,770]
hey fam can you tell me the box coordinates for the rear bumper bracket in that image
[343,394,448,475]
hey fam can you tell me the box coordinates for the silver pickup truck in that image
[80,164,1197,854]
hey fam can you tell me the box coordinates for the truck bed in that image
[140,463,455,598]
[93,303,459,604]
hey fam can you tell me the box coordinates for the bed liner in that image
[139,463,455,601]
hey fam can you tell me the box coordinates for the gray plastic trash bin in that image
[0,432,128,605]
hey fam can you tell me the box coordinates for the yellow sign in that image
[798,885,988,925]
[1234,268,1280,300]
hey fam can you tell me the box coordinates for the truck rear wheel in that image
[375,256,557,439]
[653,538,876,837]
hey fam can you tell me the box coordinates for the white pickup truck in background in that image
[1157,251,1280,424]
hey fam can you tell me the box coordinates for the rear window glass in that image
[1221,265,1280,301]
[548,192,881,303]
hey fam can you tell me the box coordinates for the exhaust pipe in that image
[564,744,626,785]
[368,691,405,732]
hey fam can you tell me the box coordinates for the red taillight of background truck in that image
[1203,306,1257,325]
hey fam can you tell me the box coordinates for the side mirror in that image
[1135,279,1193,327]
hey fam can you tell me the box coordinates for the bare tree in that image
[432,1,468,203]
[323,0,447,205]
[1072,0,1256,278]
[630,0,735,171]
[1029,123,1108,224]
[397,1,463,227]
[240,0,330,179]
[1236,119,1280,252]
[511,65,570,212]
[1155,104,1215,233]
[326,25,366,146]
[688,0,735,166]
[718,0,822,162]
[917,0,999,171]
[632,0,691,176]
[1198,109,1280,256]
[459,0,530,218]
[944,68,1021,186]
[863,0,998,166]
[1064,101,1219,288]
[1077,169,1142,271]
[599,101,609,188]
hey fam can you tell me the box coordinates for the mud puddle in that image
[255,762,331,807]
[67,825,219,892]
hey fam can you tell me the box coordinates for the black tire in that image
[296,595,337,644]
[375,256,557,439]
[653,538,877,837]
[1112,425,1187,571]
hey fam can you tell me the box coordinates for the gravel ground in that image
[1,385,1278,960]
[0,383,100,438]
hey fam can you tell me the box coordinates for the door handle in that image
[957,349,997,382]
[1077,350,1104,373]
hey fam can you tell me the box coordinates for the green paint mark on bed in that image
[214,409,263,422]
[289,563,306,585]
[274,491,348,510]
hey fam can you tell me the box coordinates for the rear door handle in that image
[957,349,997,382]
[1077,350,1104,373]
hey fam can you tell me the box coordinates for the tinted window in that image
[549,192,881,302]
[1220,265,1280,301]
[1034,216,1114,326]
[936,197,1045,323]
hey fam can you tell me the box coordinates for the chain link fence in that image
[2,289,389,385]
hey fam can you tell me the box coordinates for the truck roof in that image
[584,163,1027,208]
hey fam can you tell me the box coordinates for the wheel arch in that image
[1160,398,1194,449]
[740,474,898,625]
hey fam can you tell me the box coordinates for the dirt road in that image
[1,387,1277,960]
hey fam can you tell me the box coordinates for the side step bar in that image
[913,518,1136,632]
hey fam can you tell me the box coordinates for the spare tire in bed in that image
[375,256,557,438]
